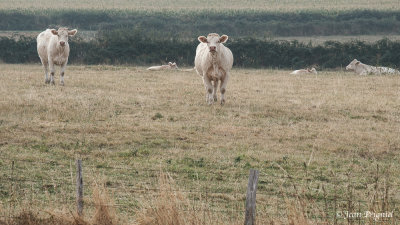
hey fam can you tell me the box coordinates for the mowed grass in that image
[1,0,400,11]
[1,64,400,222]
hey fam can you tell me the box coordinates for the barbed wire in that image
[4,183,400,207]
[4,174,390,195]
[5,182,391,205]
[0,157,400,187]
[2,157,400,220]
[2,158,397,189]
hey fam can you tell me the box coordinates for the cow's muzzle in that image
[60,41,66,47]
[209,46,216,52]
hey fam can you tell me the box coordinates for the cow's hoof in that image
[45,79,50,84]
[60,82,64,86]
[213,96,217,102]
[221,99,225,105]
[51,81,55,85]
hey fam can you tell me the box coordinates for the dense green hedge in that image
[1,31,400,69]
[1,10,400,37]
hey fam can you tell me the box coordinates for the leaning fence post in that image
[244,169,259,225]
[76,159,83,216]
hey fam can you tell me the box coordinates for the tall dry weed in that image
[0,183,117,225]
[135,172,195,225]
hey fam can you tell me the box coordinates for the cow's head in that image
[168,62,178,69]
[310,67,317,74]
[346,59,360,70]
[51,27,78,47]
[198,33,228,54]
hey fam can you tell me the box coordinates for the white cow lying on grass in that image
[195,33,233,105]
[37,27,78,85]
[290,67,317,75]
[180,67,195,72]
[346,59,400,75]
[147,62,178,71]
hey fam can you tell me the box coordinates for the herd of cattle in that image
[36,27,400,105]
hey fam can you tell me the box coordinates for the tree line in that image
[1,31,400,69]
[1,9,400,37]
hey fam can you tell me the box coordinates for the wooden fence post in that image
[244,169,259,225]
[76,159,83,216]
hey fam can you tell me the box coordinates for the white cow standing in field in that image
[37,27,77,85]
[195,33,233,105]
[147,62,178,71]
[290,67,317,75]
[346,59,400,75]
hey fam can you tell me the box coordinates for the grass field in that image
[1,0,400,11]
[1,64,399,223]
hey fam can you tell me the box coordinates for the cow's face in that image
[346,59,360,70]
[51,28,78,47]
[168,62,178,69]
[198,33,228,54]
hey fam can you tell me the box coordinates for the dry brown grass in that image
[0,0,399,11]
[0,172,315,225]
[0,64,399,223]
[134,172,317,225]
[0,184,116,225]
[135,172,226,225]
[0,170,396,224]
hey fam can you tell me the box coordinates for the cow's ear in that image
[198,36,207,43]
[219,35,228,43]
[168,62,172,66]
[51,29,58,35]
[68,29,78,36]
[355,61,360,65]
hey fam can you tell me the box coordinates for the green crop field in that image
[0,64,399,223]
[1,0,400,11]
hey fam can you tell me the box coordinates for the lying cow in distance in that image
[290,67,318,75]
[37,27,78,85]
[147,62,178,71]
[180,67,196,72]
[346,59,400,75]
[195,33,233,105]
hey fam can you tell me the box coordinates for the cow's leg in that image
[44,63,50,84]
[49,61,56,85]
[212,79,218,102]
[202,75,213,105]
[220,73,229,105]
[60,63,66,86]
[40,58,50,84]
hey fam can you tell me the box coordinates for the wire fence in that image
[0,157,399,224]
